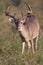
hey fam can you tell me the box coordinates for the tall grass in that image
[0,0,43,65]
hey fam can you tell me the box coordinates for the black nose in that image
[19,31,21,33]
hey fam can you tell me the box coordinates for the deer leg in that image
[28,41,31,49]
[22,42,25,55]
[35,36,38,51]
[31,39,35,53]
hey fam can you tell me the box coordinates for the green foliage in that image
[0,1,5,15]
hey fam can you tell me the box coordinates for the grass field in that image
[0,0,43,65]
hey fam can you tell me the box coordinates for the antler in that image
[24,1,32,13]
[18,11,24,20]
[21,11,24,18]
[4,4,10,16]
[4,4,16,19]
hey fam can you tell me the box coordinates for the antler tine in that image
[21,11,24,17]
[14,13,16,17]
[4,4,11,16]
[19,11,24,20]
[24,1,32,13]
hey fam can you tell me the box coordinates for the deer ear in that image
[23,22,26,25]
[8,17,14,22]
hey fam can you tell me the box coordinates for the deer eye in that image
[23,22,26,25]
[21,22,23,24]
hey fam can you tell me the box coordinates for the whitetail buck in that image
[5,2,39,54]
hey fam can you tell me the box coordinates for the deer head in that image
[5,2,32,29]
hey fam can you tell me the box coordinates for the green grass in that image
[0,0,43,65]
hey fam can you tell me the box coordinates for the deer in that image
[4,2,39,54]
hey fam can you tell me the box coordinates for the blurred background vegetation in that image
[0,0,43,65]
